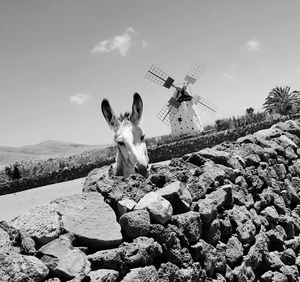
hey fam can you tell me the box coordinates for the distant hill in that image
[0,140,110,168]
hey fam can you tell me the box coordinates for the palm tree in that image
[246,107,254,116]
[263,86,300,115]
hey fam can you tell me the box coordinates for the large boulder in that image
[51,193,122,249]
[228,205,256,244]
[197,147,231,166]
[88,269,119,282]
[39,234,90,280]
[119,209,151,239]
[155,181,192,214]
[0,227,11,249]
[88,237,162,275]
[190,239,226,277]
[149,224,190,266]
[120,266,159,282]
[170,211,202,244]
[198,162,226,191]
[0,248,49,282]
[272,120,300,138]
[10,204,62,246]
[134,192,173,224]
[225,236,243,267]
[205,184,233,210]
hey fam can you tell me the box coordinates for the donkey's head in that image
[101,93,149,178]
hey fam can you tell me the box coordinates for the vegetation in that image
[263,86,300,115]
[214,109,267,131]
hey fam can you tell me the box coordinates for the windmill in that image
[145,63,217,136]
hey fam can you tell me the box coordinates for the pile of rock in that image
[1,119,300,281]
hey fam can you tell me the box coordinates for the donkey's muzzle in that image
[135,163,149,178]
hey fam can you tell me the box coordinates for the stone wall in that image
[2,119,300,281]
[0,116,289,195]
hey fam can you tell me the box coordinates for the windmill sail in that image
[145,64,175,89]
[184,63,208,85]
[157,98,180,125]
[192,95,217,116]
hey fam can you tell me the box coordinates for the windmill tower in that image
[145,63,217,137]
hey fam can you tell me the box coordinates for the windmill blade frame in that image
[192,95,218,115]
[145,64,175,89]
[156,97,181,125]
[184,62,208,85]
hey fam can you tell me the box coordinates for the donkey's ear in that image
[130,93,143,125]
[101,99,119,131]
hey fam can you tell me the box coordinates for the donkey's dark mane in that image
[118,112,130,122]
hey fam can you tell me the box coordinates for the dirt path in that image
[0,177,85,222]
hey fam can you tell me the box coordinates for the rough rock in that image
[10,204,62,246]
[0,248,49,281]
[203,218,221,245]
[205,184,233,210]
[279,265,299,282]
[155,181,192,214]
[232,263,256,282]
[244,231,269,270]
[277,134,298,149]
[170,211,202,244]
[157,261,202,282]
[197,199,218,225]
[197,147,231,165]
[149,224,190,266]
[229,205,256,244]
[273,120,300,138]
[280,248,296,265]
[261,270,288,282]
[120,265,159,282]
[117,198,137,217]
[119,209,151,239]
[261,206,279,224]
[183,152,207,167]
[225,236,243,266]
[51,193,122,249]
[190,239,226,277]
[157,262,181,281]
[88,269,119,282]
[88,237,162,274]
[39,233,90,280]
[266,225,287,250]
[0,227,11,249]
[198,162,226,191]
[134,192,173,224]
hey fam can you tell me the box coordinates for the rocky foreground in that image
[1,120,300,281]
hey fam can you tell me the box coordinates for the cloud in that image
[142,40,149,48]
[222,73,235,81]
[243,38,261,52]
[92,27,136,57]
[222,63,239,80]
[70,93,90,105]
[296,67,300,73]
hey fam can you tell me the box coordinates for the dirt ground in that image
[0,177,85,222]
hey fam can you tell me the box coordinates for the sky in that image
[1,0,300,147]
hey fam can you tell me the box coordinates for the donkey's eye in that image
[117,141,125,146]
[141,135,145,142]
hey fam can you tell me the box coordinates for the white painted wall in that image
[170,101,203,136]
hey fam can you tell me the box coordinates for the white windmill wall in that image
[170,101,203,136]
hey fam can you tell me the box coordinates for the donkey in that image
[101,93,149,178]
